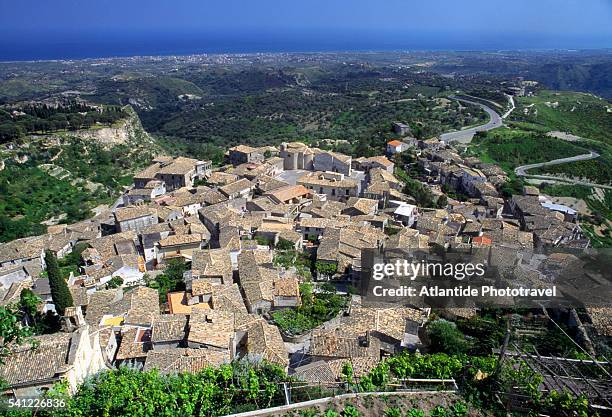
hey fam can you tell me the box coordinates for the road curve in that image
[514,151,612,190]
[440,96,503,144]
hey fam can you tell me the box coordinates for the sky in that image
[0,0,610,59]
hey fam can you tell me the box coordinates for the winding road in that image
[514,151,612,190]
[440,96,503,143]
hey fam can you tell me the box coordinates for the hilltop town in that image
[1,122,607,403]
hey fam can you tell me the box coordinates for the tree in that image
[315,261,337,277]
[0,304,33,364]
[426,319,470,355]
[437,195,448,208]
[106,276,124,289]
[19,288,41,327]
[275,237,294,251]
[45,250,73,316]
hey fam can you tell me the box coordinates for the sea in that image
[0,30,609,61]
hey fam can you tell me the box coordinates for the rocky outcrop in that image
[73,105,159,149]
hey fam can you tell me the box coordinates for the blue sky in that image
[0,0,610,58]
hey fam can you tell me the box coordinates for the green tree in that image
[45,250,73,316]
[275,237,295,251]
[0,304,33,364]
[19,288,41,328]
[426,319,470,355]
[436,195,448,208]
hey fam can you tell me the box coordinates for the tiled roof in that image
[191,249,233,284]
[0,332,73,386]
[219,178,252,196]
[114,206,156,222]
[309,329,381,359]
[265,185,311,203]
[157,234,202,248]
[187,310,234,349]
[116,327,151,360]
[151,315,188,343]
[143,348,230,374]
[125,287,160,326]
[246,320,289,367]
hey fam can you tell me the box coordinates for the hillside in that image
[0,106,163,242]
[509,90,611,145]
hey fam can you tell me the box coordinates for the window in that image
[332,189,336,196]
[345,189,349,195]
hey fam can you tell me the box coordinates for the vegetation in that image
[271,283,347,335]
[426,319,470,355]
[0,304,33,364]
[0,101,126,143]
[538,183,593,199]
[273,249,313,280]
[470,128,589,173]
[45,250,73,316]
[0,109,159,242]
[395,167,437,208]
[146,258,188,303]
[511,90,612,145]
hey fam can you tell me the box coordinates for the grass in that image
[469,127,589,174]
[512,90,612,145]
[539,183,593,200]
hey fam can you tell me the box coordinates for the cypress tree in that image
[45,250,73,316]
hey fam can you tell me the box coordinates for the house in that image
[355,156,395,173]
[392,201,418,227]
[0,261,41,290]
[187,310,235,352]
[228,145,264,166]
[0,326,106,397]
[0,237,46,270]
[155,234,203,263]
[263,184,311,205]
[244,320,289,370]
[342,197,379,216]
[115,327,151,368]
[151,315,188,350]
[124,286,161,327]
[189,249,233,285]
[143,348,229,374]
[297,172,359,202]
[237,250,276,315]
[114,206,159,233]
[298,217,333,240]
[316,226,384,276]
[313,151,352,176]
[124,180,167,205]
[272,276,300,308]
[392,122,412,136]
[133,156,211,191]
[386,139,410,155]
[219,178,253,200]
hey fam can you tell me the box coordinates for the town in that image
[1,118,607,404]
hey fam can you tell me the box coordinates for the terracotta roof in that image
[388,140,403,147]
[264,185,311,203]
[219,178,252,196]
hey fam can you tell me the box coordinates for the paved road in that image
[440,96,503,144]
[514,151,612,190]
